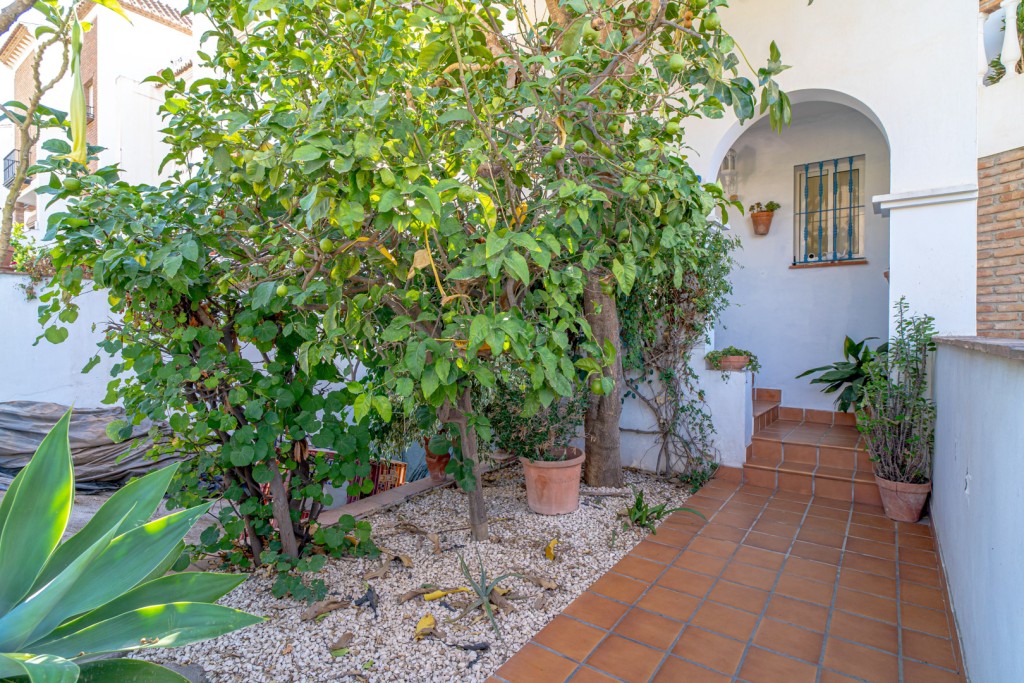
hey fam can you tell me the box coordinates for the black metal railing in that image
[3,150,17,188]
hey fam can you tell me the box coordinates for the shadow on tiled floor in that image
[490,478,965,683]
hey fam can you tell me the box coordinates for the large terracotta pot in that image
[874,475,931,522]
[751,211,774,236]
[520,446,585,515]
[713,355,750,372]
[423,437,451,482]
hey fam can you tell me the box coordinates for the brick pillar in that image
[977,147,1024,338]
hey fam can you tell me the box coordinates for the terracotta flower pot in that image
[874,475,931,522]
[713,355,750,372]
[751,211,774,236]
[423,437,451,482]
[520,446,585,515]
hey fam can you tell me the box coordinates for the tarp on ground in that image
[0,401,180,490]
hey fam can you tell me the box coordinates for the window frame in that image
[792,155,866,265]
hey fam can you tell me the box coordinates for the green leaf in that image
[43,326,69,344]
[0,653,78,683]
[292,145,323,162]
[504,251,530,284]
[352,393,371,423]
[418,41,449,71]
[610,257,637,295]
[437,109,471,124]
[78,659,190,683]
[92,0,131,23]
[560,17,586,55]
[0,411,74,614]
[33,602,264,659]
[469,315,489,347]
[371,395,392,422]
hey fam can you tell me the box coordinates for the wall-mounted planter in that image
[751,211,775,236]
[708,355,752,372]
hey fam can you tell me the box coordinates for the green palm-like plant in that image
[797,336,888,412]
[0,410,263,682]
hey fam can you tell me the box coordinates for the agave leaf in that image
[0,516,123,652]
[139,540,187,584]
[45,573,247,642]
[0,411,74,615]
[0,652,78,683]
[34,464,181,590]
[34,602,264,659]
[78,658,190,682]
[28,504,211,628]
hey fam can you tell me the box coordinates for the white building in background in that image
[0,0,193,236]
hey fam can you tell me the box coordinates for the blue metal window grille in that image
[794,156,864,265]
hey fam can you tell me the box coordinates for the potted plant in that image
[486,368,589,515]
[748,201,781,236]
[797,336,889,412]
[414,405,451,481]
[858,299,937,522]
[705,346,761,373]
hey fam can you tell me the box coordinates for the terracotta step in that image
[743,416,881,506]
[752,387,782,432]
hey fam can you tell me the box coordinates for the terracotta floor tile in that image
[733,492,771,507]
[827,610,898,653]
[743,530,793,553]
[838,567,897,598]
[611,555,666,582]
[656,566,715,598]
[652,656,731,683]
[752,518,799,539]
[760,508,805,526]
[835,588,897,623]
[567,666,619,683]
[584,634,662,683]
[775,574,835,606]
[897,520,933,537]
[700,523,747,544]
[712,510,759,530]
[847,523,895,544]
[902,659,965,683]
[674,550,728,577]
[494,643,577,683]
[612,609,684,651]
[797,525,846,549]
[765,595,830,632]
[784,556,840,584]
[672,626,746,676]
[689,536,740,559]
[533,615,607,662]
[823,638,899,683]
[708,581,770,614]
[631,539,682,565]
[901,602,951,638]
[790,540,842,565]
[589,572,649,604]
[903,629,958,670]
[819,671,862,683]
[635,585,700,622]
[691,601,759,641]
[851,512,896,530]
[563,592,630,630]
[765,499,809,516]
[900,562,941,587]
[806,504,850,521]
[648,526,698,549]
[900,546,939,568]
[753,618,824,663]
[738,646,819,683]
[734,545,786,570]
[720,561,779,591]
[846,536,897,560]
[802,515,848,535]
[900,581,947,610]
[898,532,936,551]
[841,551,896,578]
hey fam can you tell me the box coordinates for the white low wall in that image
[0,274,116,407]
[932,337,1024,683]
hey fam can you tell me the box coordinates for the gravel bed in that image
[138,466,691,682]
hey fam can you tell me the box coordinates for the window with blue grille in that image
[793,156,865,265]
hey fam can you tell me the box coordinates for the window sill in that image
[790,259,868,270]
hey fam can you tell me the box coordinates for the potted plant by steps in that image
[705,346,761,373]
[857,299,937,522]
[748,201,780,236]
[486,369,589,515]
[414,405,452,481]
[797,336,889,412]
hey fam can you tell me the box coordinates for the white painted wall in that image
[713,103,890,410]
[0,273,116,406]
[932,339,1024,683]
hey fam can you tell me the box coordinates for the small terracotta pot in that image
[712,355,750,372]
[423,437,451,482]
[751,211,774,236]
[520,446,585,515]
[874,475,931,522]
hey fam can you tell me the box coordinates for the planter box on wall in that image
[751,211,775,236]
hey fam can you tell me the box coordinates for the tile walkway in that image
[491,478,965,683]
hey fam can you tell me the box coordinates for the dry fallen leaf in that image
[398,587,433,604]
[544,539,559,561]
[281,643,293,655]
[331,632,355,650]
[424,587,470,601]
[414,614,436,640]
[300,598,349,621]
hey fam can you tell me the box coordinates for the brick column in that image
[978,147,1024,337]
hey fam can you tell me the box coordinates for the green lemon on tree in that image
[542,152,555,166]
[637,182,651,196]
[617,228,631,242]
[247,225,260,237]
[224,56,240,69]
[703,12,721,31]
[590,379,606,395]
[293,249,308,266]
[457,186,476,202]
[666,120,680,135]
[211,214,224,226]
[583,23,600,44]
[599,143,614,157]
[319,237,335,253]
[600,281,615,296]
[668,53,686,73]
[229,172,243,183]
[550,146,566,161]
[276,284,288,297]
[345,9,361,24]
[692,0,708,8]
[573,139,588,153]
[62,177,82,192]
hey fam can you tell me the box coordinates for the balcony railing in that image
[981,0,1023,85]
[3,150,16,188]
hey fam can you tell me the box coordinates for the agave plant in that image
[0,410,262,681]
[797,336,888,412]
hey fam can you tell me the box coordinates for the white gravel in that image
[138,466,691,682]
